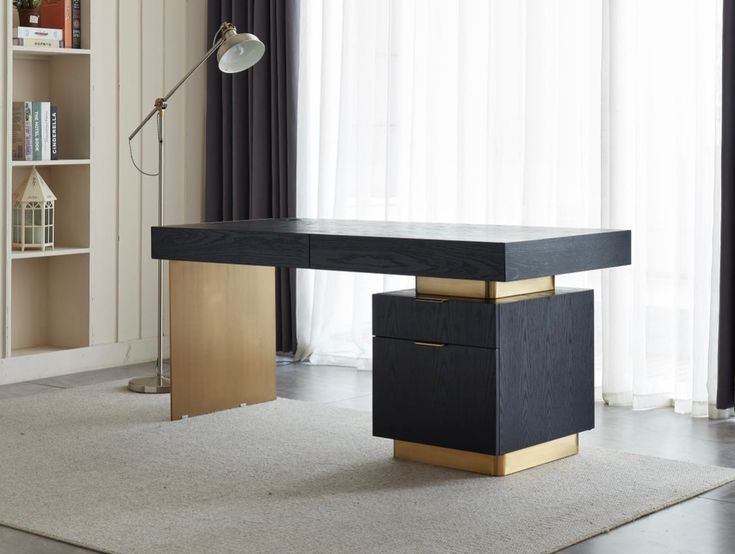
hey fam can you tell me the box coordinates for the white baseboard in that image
[0,337,169,386]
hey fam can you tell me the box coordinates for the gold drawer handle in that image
[414,341,446,348]
[415,296,447,303]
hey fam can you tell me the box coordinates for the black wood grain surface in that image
[504,232,632,280]
[372,337,498,453]
[372,289,498,348]
[151,218,630,281]
[495,289,594,453]
[151,226,308,267]
[310,235,508,279]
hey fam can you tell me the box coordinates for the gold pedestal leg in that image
[169,261,276,421]
[394,435,579,476]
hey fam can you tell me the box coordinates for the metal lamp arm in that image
[129,31,227,142]
[127,22,231,176]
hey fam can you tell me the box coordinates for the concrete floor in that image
[1,362,735,553]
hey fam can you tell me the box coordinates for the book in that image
[12,102,25,161]
[50,105,59,160]
[13,26,63,40]
[14,101,55,160]
[39,0,72,48]
[32,102,41,161]
[13,38,62,48]
[72,0,81,48]
[41,102,51,161]
[24,102,33,161]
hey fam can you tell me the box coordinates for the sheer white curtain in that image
[295,0,723,415]
[602,0,722,415]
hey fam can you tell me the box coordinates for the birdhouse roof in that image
[14,168,56,203]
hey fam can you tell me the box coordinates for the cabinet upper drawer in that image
[372,289,497,348]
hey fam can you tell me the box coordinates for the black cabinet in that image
[372,288,594,455]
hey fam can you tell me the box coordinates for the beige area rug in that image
[0,383,734,554]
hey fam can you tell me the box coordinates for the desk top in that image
[152,218,630,281]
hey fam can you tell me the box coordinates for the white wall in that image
[115,0,207,345]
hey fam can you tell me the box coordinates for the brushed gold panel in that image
[496,433,578,475]
[169,261,276,421]
[394,434,578,476]
[415,276,555,299]
[415,277,487,299]
[488,276,555,299]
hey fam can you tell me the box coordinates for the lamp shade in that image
[217,30,265,73]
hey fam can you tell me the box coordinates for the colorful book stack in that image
[12,0,81,49]
[11,102,59,161]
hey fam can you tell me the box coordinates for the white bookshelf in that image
[4,1,92,357]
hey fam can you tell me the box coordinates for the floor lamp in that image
[127,22,265,394]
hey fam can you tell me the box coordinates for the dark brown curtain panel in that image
[718,0,735,408]
[206,0,298,352]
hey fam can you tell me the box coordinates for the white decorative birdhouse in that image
[12,168,56,251]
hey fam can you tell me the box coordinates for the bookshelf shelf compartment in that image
[11,255,90,354]
[12,54,90,160]
[11,165,90,251]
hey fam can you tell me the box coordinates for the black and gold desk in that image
[152,219,630,475]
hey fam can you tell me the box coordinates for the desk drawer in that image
[372,336,497,454]
[372,289,497,348]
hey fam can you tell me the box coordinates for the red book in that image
[39,0,72,49]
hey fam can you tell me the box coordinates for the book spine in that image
[13,38,63,48]
[51,106,59,160]
[12,102,25,161]
[41,102,51,161]
[24,102,33,161]
[14,26,64,40]
[32,102,42,161]
[72,0,81,49]
[64,0,73,49]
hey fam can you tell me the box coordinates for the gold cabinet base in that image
[394,434,578,476]
[415,275,555,299]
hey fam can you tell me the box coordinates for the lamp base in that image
[128,374,170,394]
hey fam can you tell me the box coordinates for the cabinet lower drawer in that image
[372,336,497,454]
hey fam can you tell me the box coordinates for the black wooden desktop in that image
[152,218,631,475]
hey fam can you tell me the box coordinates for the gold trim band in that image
[415,276,555,299]
[394,434,578,476]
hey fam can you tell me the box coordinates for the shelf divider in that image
[11,159,91,167]
[11,247,90,260]
[12,46,91,60]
